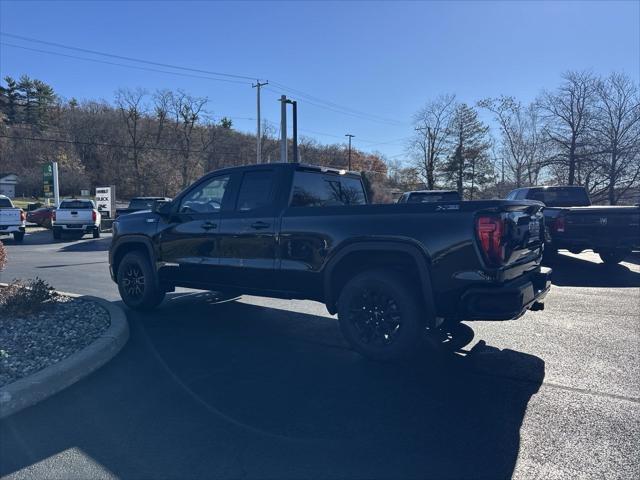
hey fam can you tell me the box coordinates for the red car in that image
[26,207,55,229]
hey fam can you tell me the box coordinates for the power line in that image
[1,32,408,128]
[0,134,241,154]
[0,42,251,86]
[0,32,257,82]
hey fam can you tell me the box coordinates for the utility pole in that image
[252,80,268,164]
[279,95,287,163]
[345,134,355,170]
[291,100,298,162]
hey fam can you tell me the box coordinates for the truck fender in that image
[322,240,437,326]
[111,235,157,279]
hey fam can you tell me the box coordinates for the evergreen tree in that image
[442,104,492,199]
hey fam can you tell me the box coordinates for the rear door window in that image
[290,171,366,207]
[235,170,276,211]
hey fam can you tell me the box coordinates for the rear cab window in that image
[290,171,367,207]
[59,200,94,209]
[526,187,591,207]
[0,198,13,208]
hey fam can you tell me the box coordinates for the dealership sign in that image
[96,186,115,218]
[43,164,54,198]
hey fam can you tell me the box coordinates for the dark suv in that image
[109,163,551,360]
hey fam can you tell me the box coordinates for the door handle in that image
[201,221,217,230]
[251,221,270,230]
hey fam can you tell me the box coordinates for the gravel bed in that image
[0,296,110,387]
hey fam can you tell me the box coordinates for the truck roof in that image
[205,162,362,178]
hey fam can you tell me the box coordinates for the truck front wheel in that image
[599,249,630,265]
[337,269,425,361]
[117,251,165,310]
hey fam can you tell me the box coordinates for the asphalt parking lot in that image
[1,229,639,479]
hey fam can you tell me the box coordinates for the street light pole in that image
[252,80,268,164]
[345,134,355,171]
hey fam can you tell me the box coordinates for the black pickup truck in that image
[109,163,551,360]
[506,186,640,264]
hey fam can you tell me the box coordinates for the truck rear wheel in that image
[599,249,630,265]
[13,231,24,242]
[117,251,165,310]
[93,226,101,239]
[337,269,425,361]
[52,228,61,240]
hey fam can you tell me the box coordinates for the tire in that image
[337,269,426,361]
[117,251,165,310]
[53,228,62,240]
[93,226,101,239]
[13,231,24,242]
[599,249,630,265]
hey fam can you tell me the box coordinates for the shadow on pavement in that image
[57,237,112,252]
[544,252,640,288]
[0,292,544,479]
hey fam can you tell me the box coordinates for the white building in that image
[0,173,18,198]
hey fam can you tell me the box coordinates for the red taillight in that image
[553,215,565,233]
[476,215,505,266]
[20,210,26,222]
[92,210,97,222]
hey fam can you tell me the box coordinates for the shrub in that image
[0,278,58,316]
[0,241,6,271]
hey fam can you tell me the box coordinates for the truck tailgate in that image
[55,210,94,224]
[0,208,22,226]
[565,206,640,247]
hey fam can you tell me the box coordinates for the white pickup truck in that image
[0,195,26,242]
[52,199,102,240]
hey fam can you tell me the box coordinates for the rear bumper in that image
[53,224,98,233]
[461,266,552,320]
[0,225,25,235]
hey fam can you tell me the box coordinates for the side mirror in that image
[153,200,173,216]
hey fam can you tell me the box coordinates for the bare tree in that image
[540,71,597,185]
[592,73,640,204]
[168,90,209,188]
[408,94,456,189]
[115,88,149,195]
[478,96,545,187]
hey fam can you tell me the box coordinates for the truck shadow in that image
[57,237,112,252]
[544,252,640,288]
[1,292,544,480]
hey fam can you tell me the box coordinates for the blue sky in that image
[0,0,638,160]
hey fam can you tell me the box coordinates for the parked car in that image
[52,199,102,240]
[0,195,26,242]
[109,163,551,361]
[397,190,462,203]
[115,197,172,218]
[506,186,640,264]
[26,207,55,228]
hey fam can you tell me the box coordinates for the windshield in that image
[407,192,461,203]
[527,188,591,207]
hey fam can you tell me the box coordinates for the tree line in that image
[0,75,389,201]
[402,71,640,204]
[1,71,638,204]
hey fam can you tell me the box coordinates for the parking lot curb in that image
[0,296,129,419]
